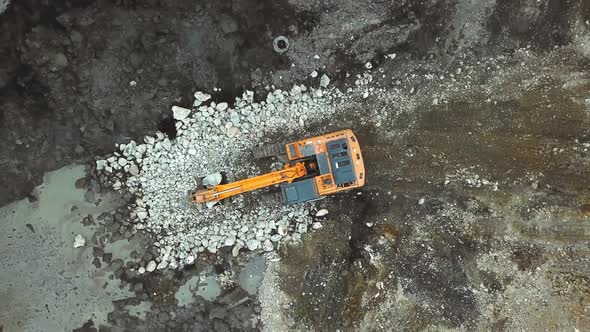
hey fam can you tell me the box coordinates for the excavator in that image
[191,129,365,205]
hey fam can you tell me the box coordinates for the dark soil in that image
[1,0,585,207]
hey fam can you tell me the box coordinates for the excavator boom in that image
[191,162,308,204]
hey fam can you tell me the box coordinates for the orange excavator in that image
[191,129,365,205]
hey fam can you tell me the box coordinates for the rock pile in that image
[95,84,342,271]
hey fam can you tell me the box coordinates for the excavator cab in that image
[278,130,364,204]
[191,129,365,206]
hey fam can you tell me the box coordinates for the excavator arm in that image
[191,162,308,204]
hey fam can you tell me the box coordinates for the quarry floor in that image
[266,60,590,331]
[1,0,590,331]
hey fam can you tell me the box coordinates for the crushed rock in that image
[95,84,344,270]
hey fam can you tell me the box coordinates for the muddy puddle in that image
[0,165,136,331]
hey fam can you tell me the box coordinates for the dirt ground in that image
[1,0,590,331]
[268,50,590,331]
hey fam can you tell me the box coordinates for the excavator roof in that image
[326,138,356,185]
[279,130,364,204]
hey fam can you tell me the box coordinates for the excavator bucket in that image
[190,172,225,207]
[191,189,214,204]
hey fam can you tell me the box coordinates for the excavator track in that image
[252,142,287,161]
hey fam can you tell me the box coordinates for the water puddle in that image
[175,269,222,305]
[0,165,134,331]
[238,255,267,295]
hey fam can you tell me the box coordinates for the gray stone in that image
[232,244,242,257]
[137,211,148,220]
[215,102,229,111]
[227,127,240,138]
[320,74,330,88]
[246,239,259,251]
[51,53,68,69]
[172,106,191,121]
[194,91,211,102]
[157,260,168,270]
[74,234,85,248]
[146,261,157,272]
[219,15,238,34]
[315,209,329,217]
[158,312,170,323]
[129,163,140,176]
[70,30,83,44]
[202,173,222,187]
[262,239,274,252]
[96,160,107,171]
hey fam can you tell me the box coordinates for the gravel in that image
[95,83,344,271]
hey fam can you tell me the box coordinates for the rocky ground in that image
[1,0,590,331]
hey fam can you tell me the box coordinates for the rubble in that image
[94,86,346,271]
[172,106,191,121]
[193,92,211,107]
[315,209,329,217]
[216,102,229,111]
[74,234,86,248]
[146,261,157,272]
[129,163,140,176]
[202,173,222,187]
[320,74,330,88]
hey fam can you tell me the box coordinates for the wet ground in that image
[0,166,132,331]
[1,0,590,331]
[0,165,267,331]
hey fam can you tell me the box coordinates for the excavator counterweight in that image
[191,129,365,206]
